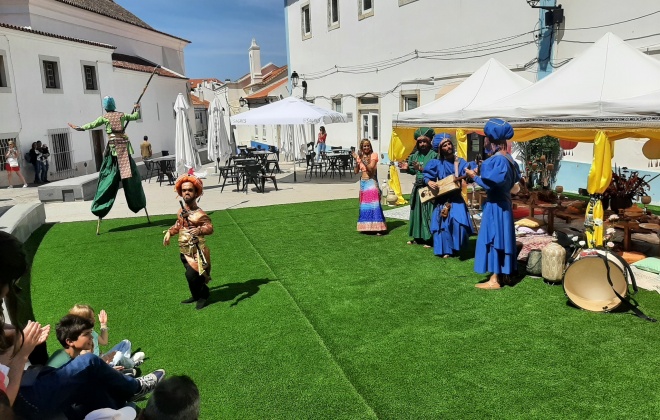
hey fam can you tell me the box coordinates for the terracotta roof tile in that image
[189,78,223,89]
[54,0,190,43]
[0,22,115,49]
[190,94,210,108]
[262,65,288,84]
[111,53,187,80]
[245,78,288,100]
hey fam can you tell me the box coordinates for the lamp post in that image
[526,0,564,81]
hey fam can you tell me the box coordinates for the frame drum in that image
[563,251,628,312]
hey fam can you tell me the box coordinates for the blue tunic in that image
[473,153,521,275]
[423,158,474,257]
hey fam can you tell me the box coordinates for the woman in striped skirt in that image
[353,139,387,234]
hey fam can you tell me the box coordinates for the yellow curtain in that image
[585,131,613,248]
[387,129,416,205]
[456,129,469,204]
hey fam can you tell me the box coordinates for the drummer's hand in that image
[398,161,408,170]
[465,169,476,178]
[428,181,438,191]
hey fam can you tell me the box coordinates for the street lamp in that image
[239,97,247,107]
[291,71,299,87]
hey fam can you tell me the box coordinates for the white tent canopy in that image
[230,96,348,126]
[231,96,348,170]
[392,58,532,126]
[460,32,660,127]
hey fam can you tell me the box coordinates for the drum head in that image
[563,255,628,312]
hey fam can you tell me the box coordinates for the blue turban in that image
[102,96,116,112]
[432,133,451,151]
[484,118,514,142]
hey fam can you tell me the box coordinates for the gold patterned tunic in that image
[168,208,213,276]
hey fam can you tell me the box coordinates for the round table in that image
[537,203,559,234]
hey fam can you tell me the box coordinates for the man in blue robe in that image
[423,134,474,258]
[465,119,521,289]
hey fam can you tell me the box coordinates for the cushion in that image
[632,257,660,274]
[618,251,646,265]
[512,208,544,219]
[515,217,546,229]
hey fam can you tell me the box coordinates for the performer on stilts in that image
[68,97,150,234]
[163,172,213,310]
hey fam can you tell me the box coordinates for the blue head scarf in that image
[483,118,514,142]
[102,96,116,112]
[432,133,451,152]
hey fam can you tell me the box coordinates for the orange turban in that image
[174,174,203,197]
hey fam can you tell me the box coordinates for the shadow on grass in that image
[208,278,273,307]
[386,220,406,232]
[12,223,56,365]
[108,219,176,233]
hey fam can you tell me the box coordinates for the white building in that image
[191,39,288,155]
[284,0,660,195]
[0,0,190,186]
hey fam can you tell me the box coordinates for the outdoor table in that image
[148,155,176,186]
[324,153,344,179]
[537,203,559,235]
[614,220,643,251]
[639,223,660,256]
[251,150,275,166]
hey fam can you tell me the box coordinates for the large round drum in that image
[563,250,629,312]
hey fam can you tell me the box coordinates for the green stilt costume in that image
[71,97,147,219]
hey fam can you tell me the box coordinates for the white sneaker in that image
[131,369,165,401]
[7,185,12,189]
[22,184,27,188]
[131,351,145,367]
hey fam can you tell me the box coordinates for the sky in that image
[114,0,288,80]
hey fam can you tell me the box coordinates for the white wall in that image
[0,27,188,186]
[285,0,660,166]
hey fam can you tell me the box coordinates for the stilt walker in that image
[68,67,159,234]
[69,97,149,234]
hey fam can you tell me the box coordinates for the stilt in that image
[96,218,102,236]
[144,207,152,224]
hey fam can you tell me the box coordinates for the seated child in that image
[47,315,94,368]
[69,304,144,370]
[139,375,200,420]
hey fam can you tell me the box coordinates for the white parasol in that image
[174,93,203,177]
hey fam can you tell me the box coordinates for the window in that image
[255,126,259,137]
[39,55,63,93]
[0,50,10,93]
[0,135,18,171]
[262,125,267,139]
[399,0,418,5]
[359,97,379,106]
[80,61,99,93]
[332,97,342,113]
[301,3,312,40]
[328,0,339,29]
[49,128,74,177]
[359,0,374,20]
[400,90,419,111]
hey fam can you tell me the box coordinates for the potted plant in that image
[603,166,651,213]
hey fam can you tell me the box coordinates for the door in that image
[360,111,379,142]
[91,130,105,172]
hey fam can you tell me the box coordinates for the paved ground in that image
[0,162,415,223]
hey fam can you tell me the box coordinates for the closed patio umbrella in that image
[207,97,232,166]
[174,93,203,176]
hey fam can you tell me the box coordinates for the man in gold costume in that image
[163,173,213,310]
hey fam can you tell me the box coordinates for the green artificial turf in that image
[25,199,660,419]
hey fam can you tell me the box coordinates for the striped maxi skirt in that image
[357,178,387,232]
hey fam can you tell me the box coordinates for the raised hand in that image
[99,309,108,325]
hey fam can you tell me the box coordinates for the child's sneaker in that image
[22,184,27,188]
[131,369,165,401]
[7,185,12,189]
[131,351,145,367]
[122,368,137,377]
